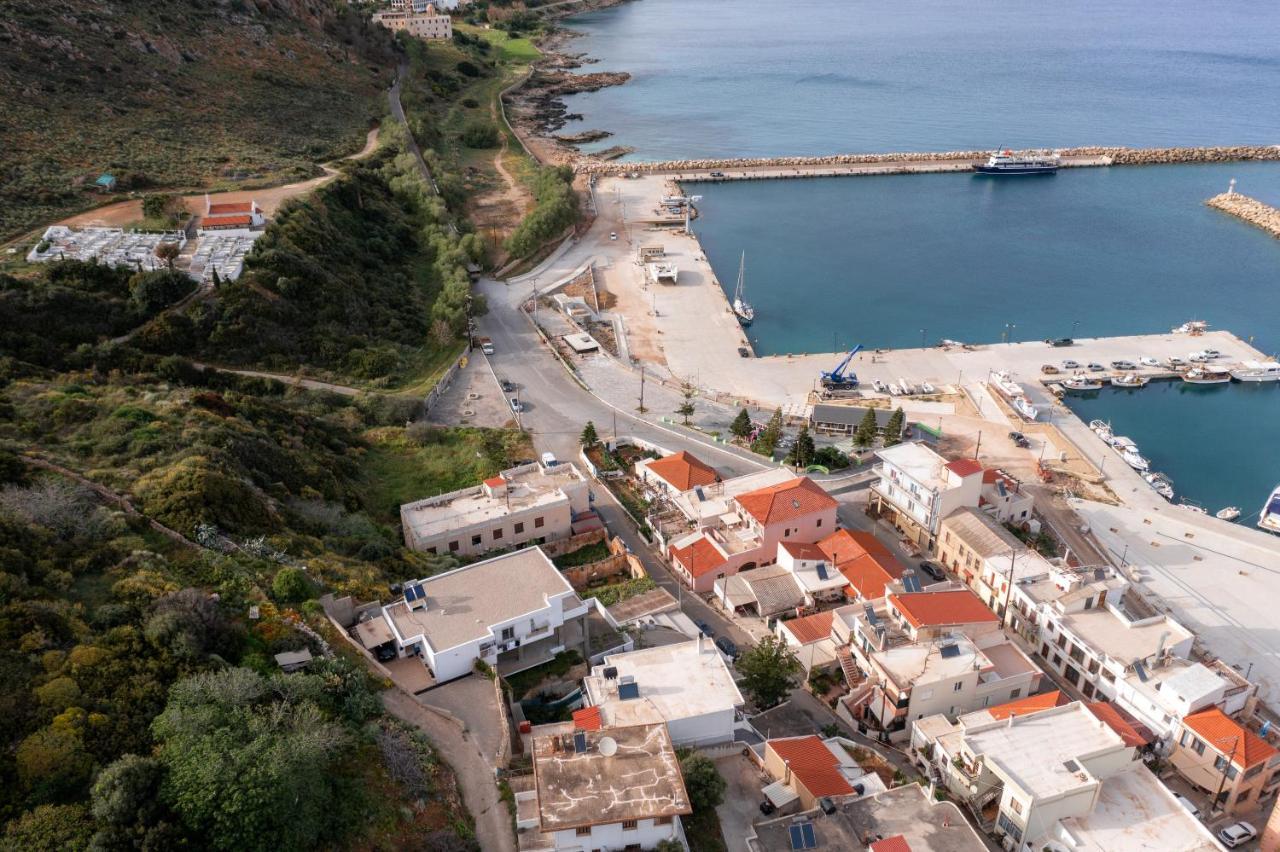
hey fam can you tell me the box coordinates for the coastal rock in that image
[1206,191,1280,239]
[554,129,613,145]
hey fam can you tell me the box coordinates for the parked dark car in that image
[695,620,714,638]
[1045,337,1074,347]
[918,561,945,582]
[715,636,739,660]
[1008,430,1031,448]
[376,645,397,663]
[500,379,516,392]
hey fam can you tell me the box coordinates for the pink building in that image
[668,476,837,593]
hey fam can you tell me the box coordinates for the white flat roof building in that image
[1050,763,1221,851]
[581,638,743,746]
[400,461,590,557]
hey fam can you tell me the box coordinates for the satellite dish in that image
[598,736,618,757]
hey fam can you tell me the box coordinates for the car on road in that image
[918,561,945,582]
[609,232,618,240]
[1188,351,1210,362]
[541,452,558,467]
[1110,359,1137,370]
[715,636,739,660]
[478,337,495,355]
[509,397,523,413]
[1139,356,1160,367]
[1045,337,1074,347]
[1217,822,1256,848]
[1087,362,1105,371]
[695,619,714,638]
[1008,431,1031,449]
[1040,364,1060,375]
[500,379,516,392]
[709,170,726,178]
[1166,356,1188,368]
[1061,359,1081,369]
[1203,348,1222,358]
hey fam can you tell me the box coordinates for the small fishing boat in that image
[872,379,887,393]
[1013,397,1039,421]
[898,379,915,395]
[1216,507,1242,522]
[1144,472,1174,500]
[1110,436,1137,451]
[1062,376,1104,392]
[1110,373,1148,388]
[1182,367,1231,385]
[1121,449,1150,471]
[1259,485,1280,534]
[1182,503,1207,515]
[1089,420,1113,440]
[1171,320,1209,335]
[1230,361,1280,382]
[920,381,936,394]
[888,383,901,395]
[732,252,754,326]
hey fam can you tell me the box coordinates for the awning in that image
[762,780,800,808]
[355,616,395,649]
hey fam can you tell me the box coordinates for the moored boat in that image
[974,150,1060,175]
[1062,376,1103,392]
[1259,485,1280,534]
[1216,507,1241,522]
[1121,448,1150,471]
[1230,361,1280,382]
[1144,472,1174,500]
[920,381,936,394]
[1110,373,1148,388]
[1110,436,1137,451]
[1172,320,1209,335]
[1013,396,1039,421]
[1182,503,1207,515]
[732,252,754,326]
[1181,367,1231,385]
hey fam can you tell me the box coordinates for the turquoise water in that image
[563,0,1280,160]
[1062,381,1280,517]
[687,162,1280,355]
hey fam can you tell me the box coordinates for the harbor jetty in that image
[576,144,1280,177]
[1207,190,1280,240]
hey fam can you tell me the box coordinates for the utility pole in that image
[1001,547,1018,625]
[974,431,982,460]
[638,365,647,413]
[1212,734,1241,813]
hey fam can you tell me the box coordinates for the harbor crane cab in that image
[820,344,863,388]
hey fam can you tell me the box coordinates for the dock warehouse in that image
[809,404,892,436]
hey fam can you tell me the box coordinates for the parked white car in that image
[1218,821,1256,848]
[1139,356,1160,367]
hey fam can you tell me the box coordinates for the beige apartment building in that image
[399,461,591,557]
[1170,706,1280,816]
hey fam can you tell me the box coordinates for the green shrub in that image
[461,120,499,149]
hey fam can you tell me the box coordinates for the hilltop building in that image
[373,5,452,39]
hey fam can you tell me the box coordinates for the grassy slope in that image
[0,0,396,238]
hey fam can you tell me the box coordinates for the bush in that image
[456,60,481,78]
[504,166,578,259]
[461,120,499,149]
[271,567,313,603]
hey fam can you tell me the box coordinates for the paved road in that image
[382,690,514,852]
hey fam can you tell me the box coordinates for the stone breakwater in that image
[1207,191,1280,239]
[575,144,1280,175]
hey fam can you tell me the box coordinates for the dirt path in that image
[58,126,382,229]
[382,690,516,852]
[192,363,364,397]
[468,99,533,264]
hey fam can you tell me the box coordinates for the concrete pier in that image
[1207,191,1280,239]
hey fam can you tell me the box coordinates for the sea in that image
[1062,381,1280,520]
[561,0,1280,513]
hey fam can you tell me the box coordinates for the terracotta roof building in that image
[1171,706,1280,816]
[636,450,719,494]
[763,735,860,809]
[735,476,836,527]
[887,588,999,639]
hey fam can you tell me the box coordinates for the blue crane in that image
[820,344,863,387]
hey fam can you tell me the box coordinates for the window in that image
[1052,654,1062,668]
[1063,666,1081,686]
[426,547,437,555]
[449,540,459,552]
[1040,643,1050,658]
[1087,659,1100,674]
[501,626,515,641]
[1191,738,1205,756]
[471,534,482,546]
[534,516,544,528]
[1180,730,1190,747]
[1056,634,1067,649]
[1245,763,1264,780]
[816,518,823,528]
[1009,688,1021,700]
[1069,645,1084,664]
[515,522,524,534]
[493,528,503,540]
[1011,798,1023,814]
[621,819,638,831]
[1214,755,1239,779]
[1082,682,1095,699]
[575,826,592,837]
[1100,669,1115,683]
[997,812,1023,843]
[953,681,963,692]
[655,816,673,826]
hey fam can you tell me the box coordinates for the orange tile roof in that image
[645,451,719,491]
[735,477,836,527]
[870,837,912,852]
[889,589,998,629]
[669,536,727,579]
[986,690,1067,721]
[816,529,906,600]
[945,458,984,477]
[571,706,602,731]
[208,201,254,215]
[780,540,826,561]
[202,214,253,228]
[780,610,835,645]
[483,475,506,487]
[1086,701,1150,748]
[767,735,854,797]
[1181,707,1277,768]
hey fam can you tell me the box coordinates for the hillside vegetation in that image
[0,0,397,238]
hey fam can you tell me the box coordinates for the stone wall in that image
[1207,191,1280,239]
[537,526,607,558]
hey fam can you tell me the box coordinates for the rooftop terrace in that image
[583,639,742,727]
[400,462,586,542]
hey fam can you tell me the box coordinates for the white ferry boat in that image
[974,150,1061,175]
[1260,485,1280,534]
[1231,360,1280,382]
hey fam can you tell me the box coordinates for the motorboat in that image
[872,379,888,393]
[920,381,936,394]
[898,379,915,395]
[1172,320,1209,335]
[1231,361,1280,382]
[1062,376,1103,392]
[1110,436,1138,451]
[888,383,901,396]
[1121,449,1150,471]
[1089,420,1113,440]
[1110,373,1149,388]
[1182,503,1207,515]
[1143,472,1174,500]
[1013,397,1039,421]
[1216,507,1242,522]
[1182,367,1231,385]
[1259,485,1280,534]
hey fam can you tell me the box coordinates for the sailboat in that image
[732,251,755,326]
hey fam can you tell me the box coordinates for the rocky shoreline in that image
[1207,190,1280,239]
[574,144,1280,174]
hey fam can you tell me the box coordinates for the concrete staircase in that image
[837,645,862,687]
